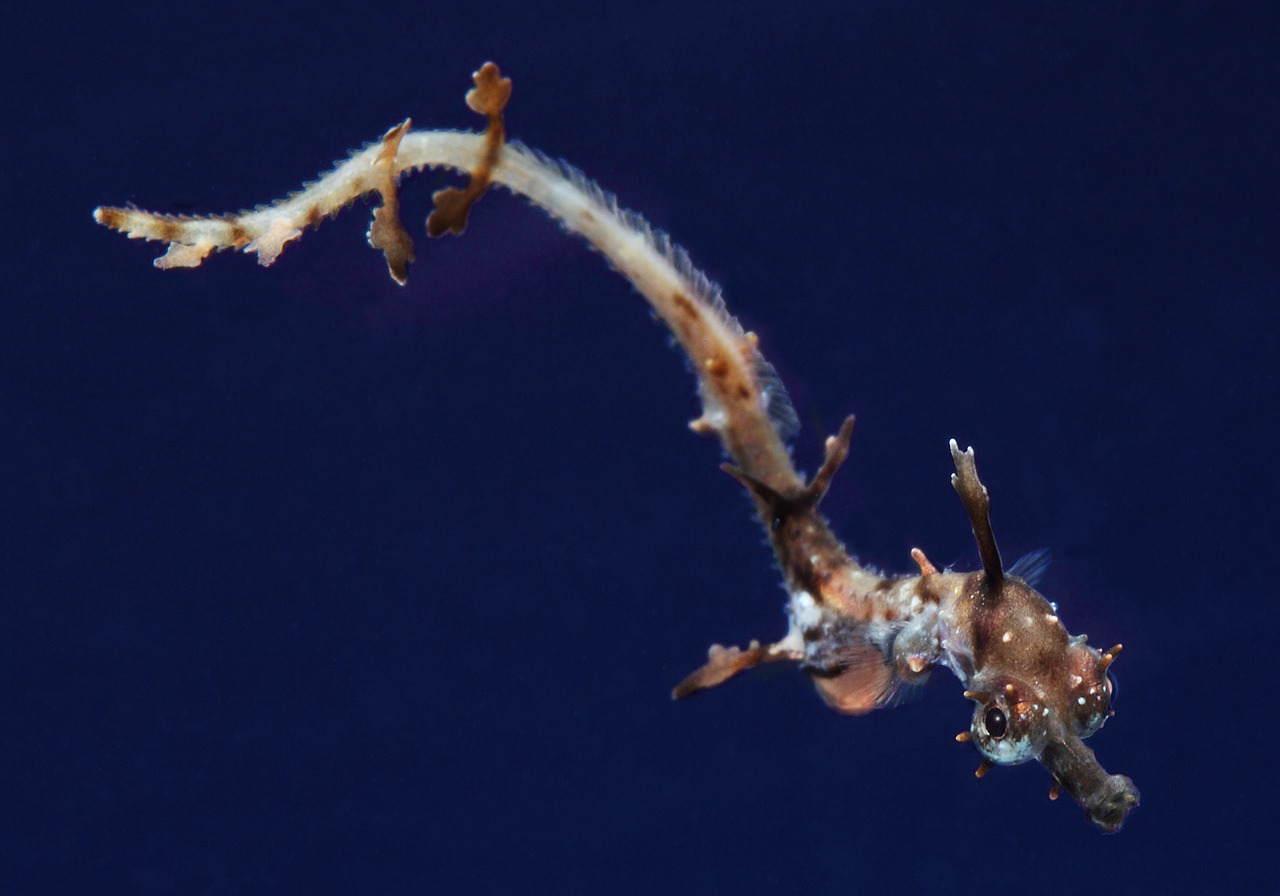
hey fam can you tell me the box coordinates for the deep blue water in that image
[3,2,1277,893]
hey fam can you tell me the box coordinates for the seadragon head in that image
[949,442,1139,832]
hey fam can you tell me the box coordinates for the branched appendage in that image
[94,62,1136,831]
[426,62,510,237]
[367,120,416,284]
[721,415,855,529]
[949,440,1002,588]
[671,641,796,700]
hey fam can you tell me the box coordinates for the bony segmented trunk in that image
[94,62,1138,831]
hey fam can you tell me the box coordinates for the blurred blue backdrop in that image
[2,1,1276,893]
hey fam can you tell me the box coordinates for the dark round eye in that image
[984,706,1008,739]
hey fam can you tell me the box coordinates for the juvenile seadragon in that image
[93,63,1139,831]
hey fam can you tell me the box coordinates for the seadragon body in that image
[94,63,1139,831]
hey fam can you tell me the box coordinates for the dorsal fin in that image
[1008,548,1052,588]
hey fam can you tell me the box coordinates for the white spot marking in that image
[789,590,823,631]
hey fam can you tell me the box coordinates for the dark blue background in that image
[3,1,1276,893]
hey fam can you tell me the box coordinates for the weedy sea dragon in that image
[94,63,1139,831]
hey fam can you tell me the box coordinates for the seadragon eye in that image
[968,685,1051,766]
[984,706,1008,739]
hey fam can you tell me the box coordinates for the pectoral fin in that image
[810,642,906,715]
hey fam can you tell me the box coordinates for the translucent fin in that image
[1008,547,1052,588]
[811,640,911,715]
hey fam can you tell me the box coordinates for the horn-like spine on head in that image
[949,440,1003,587]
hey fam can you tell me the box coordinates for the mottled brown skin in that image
[1040,730,1139,833]
[954,572,1068,685]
